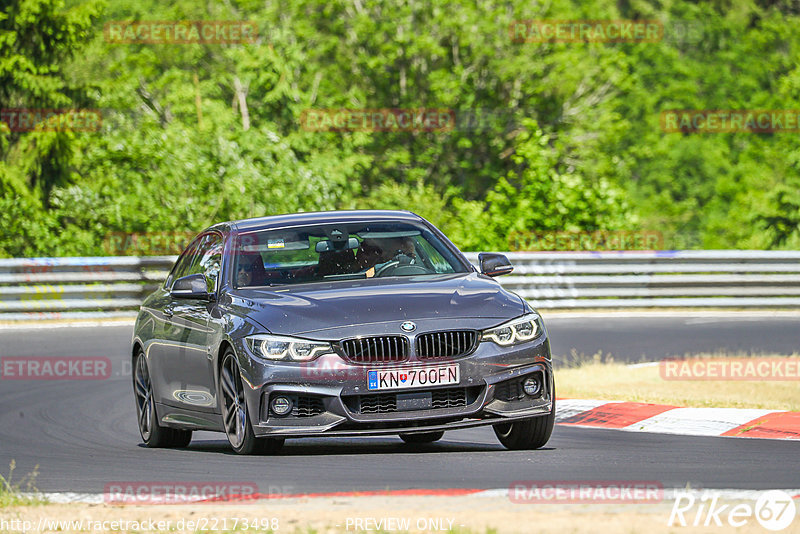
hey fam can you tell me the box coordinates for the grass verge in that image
[0,460,42,507]
[556,354,800,410]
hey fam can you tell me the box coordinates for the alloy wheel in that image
[221,353,247,449]
[134,352,154,440]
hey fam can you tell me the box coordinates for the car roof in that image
[222,210,425,232]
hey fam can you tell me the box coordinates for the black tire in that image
[399,431,445,444]
[493,394,555,450]
[219,349,284,455]
[133,349,192,448]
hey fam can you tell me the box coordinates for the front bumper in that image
[236,335,554,438]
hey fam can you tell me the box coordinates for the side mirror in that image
[479,253,514,277]
[171,274,213,300]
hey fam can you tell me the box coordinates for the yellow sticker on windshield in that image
[267,239,285,249]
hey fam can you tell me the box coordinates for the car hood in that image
[228,273,524,337]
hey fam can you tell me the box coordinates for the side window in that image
[166,239,202,288]
[415,236,455,273]
[186,233,223,293]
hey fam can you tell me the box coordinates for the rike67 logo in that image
[669,490,797,531]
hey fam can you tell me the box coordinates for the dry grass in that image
[556,354,800,410]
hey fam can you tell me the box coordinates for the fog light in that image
[522,376,542,397]
[270,395,293,416]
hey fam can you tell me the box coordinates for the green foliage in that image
[483,121,633,249]
[0,460,42,507]
[1,0,799,256]
[358,180,493,251]
[0,0,103,201]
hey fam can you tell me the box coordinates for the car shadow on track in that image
[169,438,524,456]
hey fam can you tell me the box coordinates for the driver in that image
[236,252,265,287]
[355,237,416,276]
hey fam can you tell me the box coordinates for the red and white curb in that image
[556,399,800,439]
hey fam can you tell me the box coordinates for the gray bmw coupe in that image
[132,210,554,454]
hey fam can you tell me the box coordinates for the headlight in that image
[482,313,542,346]
[246,335,332,362]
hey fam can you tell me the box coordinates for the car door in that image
[147,237,201,408]
[160,233,223,413]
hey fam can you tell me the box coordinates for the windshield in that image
[233,221,468,288]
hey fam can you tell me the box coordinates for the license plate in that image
[367,364,459,391]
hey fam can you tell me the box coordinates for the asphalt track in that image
[0,315,798,493]
[545,313,800,362]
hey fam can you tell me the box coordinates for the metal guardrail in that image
[465,251,800,308]
[0,256,177,320]
[1,251,800,320]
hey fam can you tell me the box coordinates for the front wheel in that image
[133,349,192,448]
[493,397,555,450]
[399,431,444,444]
[219,349,284,455]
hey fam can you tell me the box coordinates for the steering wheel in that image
[374,260,401,277]
[374,252,425,277]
